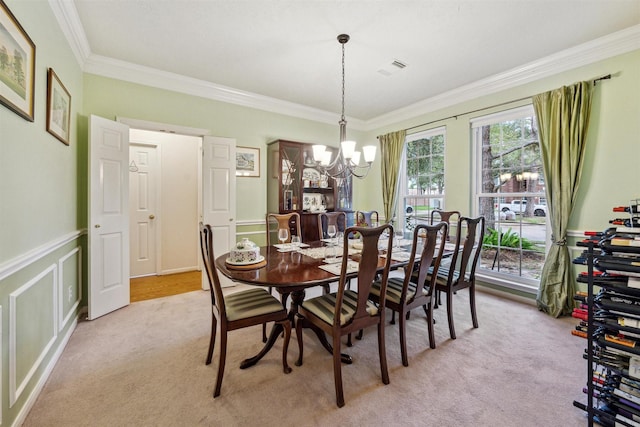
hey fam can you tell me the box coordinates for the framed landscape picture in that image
[236,146,260,177]
[0,0,35,121]
[46,68,71,145]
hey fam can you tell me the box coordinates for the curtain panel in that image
[378,130,406,225]
[533,81,593,317]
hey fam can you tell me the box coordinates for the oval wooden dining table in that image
[215,241,400,367]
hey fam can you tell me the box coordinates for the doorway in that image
[128,128,202,281]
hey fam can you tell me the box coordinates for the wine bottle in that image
[609,218,640,228]
[613,205,640,213]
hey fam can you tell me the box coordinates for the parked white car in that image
[497,200,546,217]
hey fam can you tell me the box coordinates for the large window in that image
[472,105,547,289]
[397,127,445,230]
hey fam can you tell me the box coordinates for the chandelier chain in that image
[341,42,346,122]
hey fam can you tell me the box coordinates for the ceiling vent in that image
[377,59,408,76]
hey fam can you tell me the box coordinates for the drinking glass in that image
[327,224,337,242]
[291,235,301,251]
[394,230,404,249]
[278,228,289,248]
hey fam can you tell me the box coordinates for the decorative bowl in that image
[228,238,261,264]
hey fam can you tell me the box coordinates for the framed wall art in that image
[46,68,71,145]
[236,146,260,177]
[0,0,35,121]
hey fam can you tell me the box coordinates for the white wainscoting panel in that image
[58,247,82,332]
[9,264,58,407]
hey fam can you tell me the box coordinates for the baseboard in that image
[11,314,79,427]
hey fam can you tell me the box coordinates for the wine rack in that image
[573,200,640,426]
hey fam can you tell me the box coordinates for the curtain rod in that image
[398,74,612,135]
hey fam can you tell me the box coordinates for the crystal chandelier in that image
[312,34,376,180]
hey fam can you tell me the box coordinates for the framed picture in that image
[46,68,71,145]
[0,0,35,121]
[236,146,260,177]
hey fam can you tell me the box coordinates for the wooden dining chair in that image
[200,223,292,398]
[355,210,379,227]
[318,211,347,240]
[430,209,460,242]
[264,212,302,340]
[429,216,485,340]
[294,224,394,407]
[368,222,448,366]
[266,212,302,245]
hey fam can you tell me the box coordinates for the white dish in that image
[225,255,265,266]
[302,168,321,182]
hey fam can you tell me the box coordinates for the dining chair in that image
[429,215,485,340]
[266,212,302,245]
[199,223,292,398]
[294,223,394,408]
[265,212,302,340]
[430,209,460,242]
[318,211,348,294]
[355,210,379,227]
[368,222,448,366]
[318,211,347,240]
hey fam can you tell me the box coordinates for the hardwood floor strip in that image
[130,270,202,302]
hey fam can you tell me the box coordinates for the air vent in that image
[377,59,408,76]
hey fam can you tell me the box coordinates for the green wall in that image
[82,75,367,227]
[361,50,640,232]
[0,1,84,425]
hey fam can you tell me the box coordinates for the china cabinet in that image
[267,139,353,242]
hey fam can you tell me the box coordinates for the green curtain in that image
[378,130,406,224]
[533,81,593,317]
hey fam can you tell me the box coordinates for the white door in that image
[129,143,159,277]
[202,137,236,288]
[88,115,130,320]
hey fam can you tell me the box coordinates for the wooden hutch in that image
[267,139,353,243]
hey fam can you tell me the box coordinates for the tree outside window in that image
[473,106,547,286]
[398,127,445,232]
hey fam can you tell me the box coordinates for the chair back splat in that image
[430,209,460,242]
[266,212,302,244]
[355,210,379,227]
[294,223,393,407]
[318,211,347,240]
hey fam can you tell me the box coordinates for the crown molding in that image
[83,54,367,130]
[367,24,640,130]
[48,0,91,66]
[50,0,638,132]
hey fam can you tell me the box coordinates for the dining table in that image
[215,237,455,369]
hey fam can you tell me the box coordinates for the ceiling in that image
[65,0,640,125]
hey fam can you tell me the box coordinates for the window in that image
[397,127,445,230]
[472,105,547,290]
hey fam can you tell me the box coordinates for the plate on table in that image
[225,255,265,266]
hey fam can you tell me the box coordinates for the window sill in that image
[476,271,538,304]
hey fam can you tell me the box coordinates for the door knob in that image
[94,224,101,228]
[149,214,155,220]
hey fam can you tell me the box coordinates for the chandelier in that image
[312,34,376,180]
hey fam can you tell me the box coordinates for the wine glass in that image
[394,230,404,249]
[327,224,337,244]
[291,235,301,251]
[278,228,289,249]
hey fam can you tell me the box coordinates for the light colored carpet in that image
[23,282,588,426]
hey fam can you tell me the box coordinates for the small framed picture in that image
[236,146,260,177]
[0,0,36,121]
[46,68,71,145]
